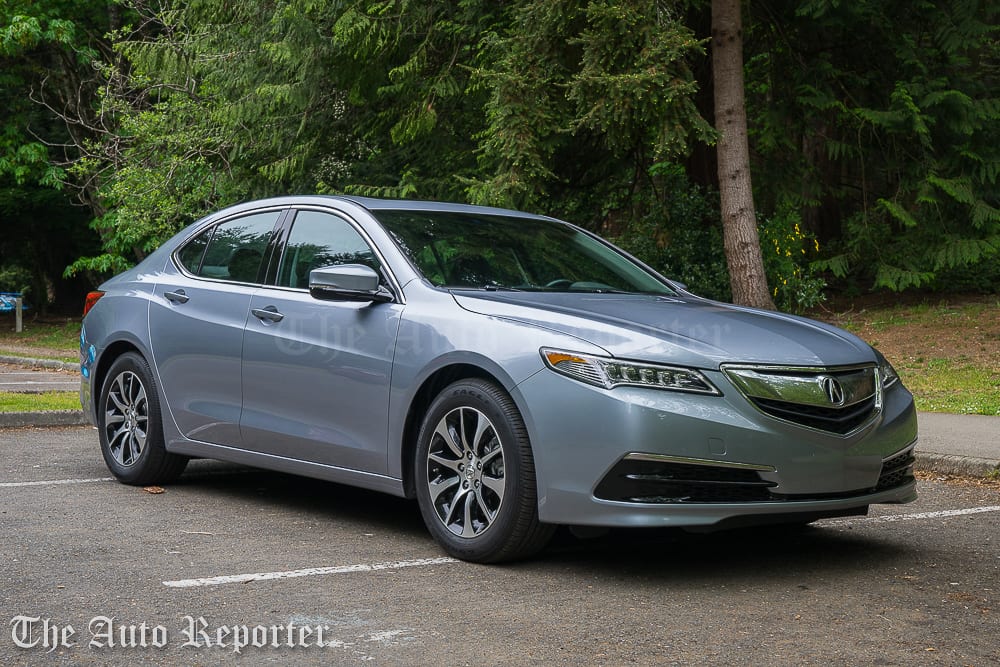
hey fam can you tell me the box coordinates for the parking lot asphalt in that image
[0,363,79,393]
[1,426,999,665]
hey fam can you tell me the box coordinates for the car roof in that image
[218,195,556,222]
[339,195,550,220]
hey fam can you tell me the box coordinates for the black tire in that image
[97,352,188,485]
[414,378,555,563]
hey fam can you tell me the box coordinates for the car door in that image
[240,208,403,473]
[148,209,284,445]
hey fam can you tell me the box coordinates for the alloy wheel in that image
[103,370,148,467]
[425,406,506,538]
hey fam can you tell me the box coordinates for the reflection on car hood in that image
[452,292,875,368]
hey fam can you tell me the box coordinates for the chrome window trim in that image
[171,205,289,286]
[169,204,406,304]
[284,205,406,305]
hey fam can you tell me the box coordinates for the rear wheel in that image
[98,352,188,485]
[415,378,554,563]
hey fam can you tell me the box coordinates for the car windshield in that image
[374,209,676,294]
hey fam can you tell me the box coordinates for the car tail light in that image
[83,291,105,317]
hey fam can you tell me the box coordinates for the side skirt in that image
[166,437,407,498]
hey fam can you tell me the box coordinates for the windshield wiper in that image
[447,284,524,292]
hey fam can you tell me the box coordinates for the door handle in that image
[251,306,284,323]
[164,290,189,304]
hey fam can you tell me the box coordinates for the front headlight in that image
[874,349,900,389]
[540,348,721,395]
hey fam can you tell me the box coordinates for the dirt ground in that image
[0,342,76,360]
[811,294,1000,370]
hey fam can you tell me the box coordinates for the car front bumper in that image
[515,368,918,528]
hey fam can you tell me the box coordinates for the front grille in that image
[594,459,776,504]
[876,450,916,492]
[752,395,878,435]
[722,364,881,435]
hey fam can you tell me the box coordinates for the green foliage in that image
[615,168,825,312]
[0,180,98,309]
[0,0,110,186]
[613,166,731,302]
[65,0,365,274]
[469,0,712,218]
[746,0,1000,293]
[0,264,32,297]
[61,0,715,274]
[615,163,826,313]
[0,1,114,301]
[67,86,246,274]
[757,210,826,313]
[7,0,1000,304]
[325,0,496,201]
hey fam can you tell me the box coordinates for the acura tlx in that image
[80,196,917,562]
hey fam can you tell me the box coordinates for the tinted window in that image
[176,233,210,275]
[276,210,380,288]
[375,210,674,294]
[177,211,280,283]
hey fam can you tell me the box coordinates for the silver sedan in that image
[80,196,917,562]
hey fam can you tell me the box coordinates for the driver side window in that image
[276,210,381,289]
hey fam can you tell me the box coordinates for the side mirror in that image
[309,264,394,303]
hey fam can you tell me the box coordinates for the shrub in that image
[758,209,827,313]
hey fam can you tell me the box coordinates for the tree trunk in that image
[711,0,775,309]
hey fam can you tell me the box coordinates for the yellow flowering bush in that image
[758,211,826,313]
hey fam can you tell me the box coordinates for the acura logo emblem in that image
[820,376,846,406]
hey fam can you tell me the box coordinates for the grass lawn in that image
[0,391,80,412]
[813,296,1000,416]
[0,315,80,363]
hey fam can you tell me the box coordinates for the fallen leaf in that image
[143,486,165,494]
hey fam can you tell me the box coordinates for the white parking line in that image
[163,557,459,588]
[0,468,255,489]
[0,381,76,385]
[822,505,1000,526]
[0,477,115,488]
[163,504,1000,589]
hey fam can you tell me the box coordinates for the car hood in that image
[452,291,875,369]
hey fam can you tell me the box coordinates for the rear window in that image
[176,211,281,283]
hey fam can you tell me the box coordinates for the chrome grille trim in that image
[624,452,776,472]
[721,363,882,436]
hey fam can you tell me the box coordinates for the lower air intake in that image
[594,459,776,504]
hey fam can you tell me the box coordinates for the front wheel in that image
[97,352,188,485]
[415,379,554,563]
